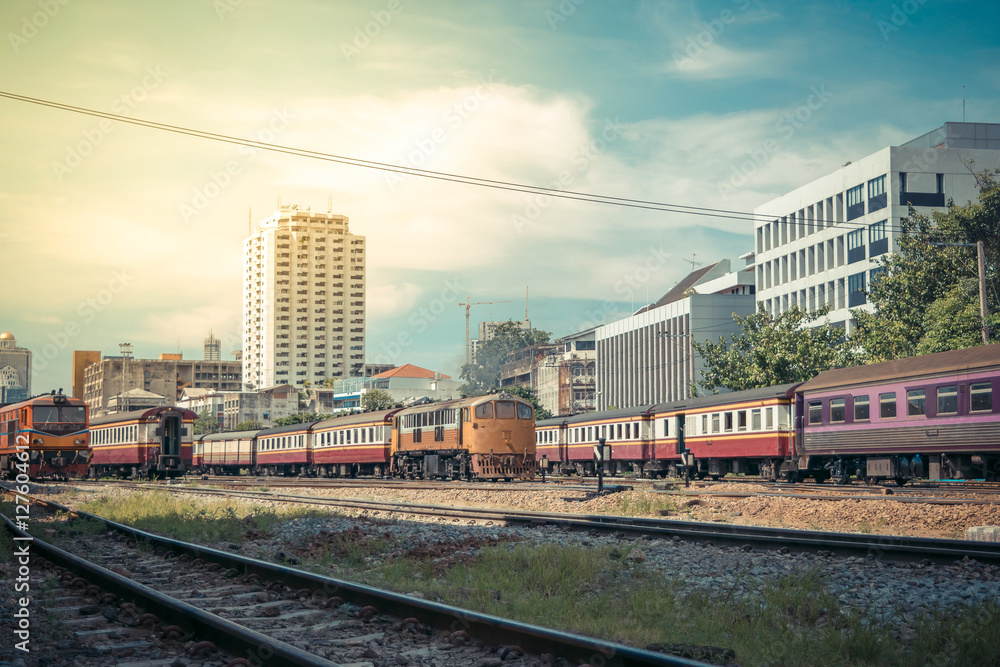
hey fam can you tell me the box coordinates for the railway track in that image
[2,488,713,667]
[60,480,1000,566]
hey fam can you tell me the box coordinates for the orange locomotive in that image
[0,392,90,480]
[391,393,536,480]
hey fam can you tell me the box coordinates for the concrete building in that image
[243,203,366,391]
[203,333,221,361]
[314,364,462,413]
[499,328,597,417]
[223,384,300,429]
[107,388,169,412]
[72,350,101,400]
[82,353,242,416]
[754,122,1000,333]
[177,388,226,430]
[596,258,756,410]
[0,332,31,398]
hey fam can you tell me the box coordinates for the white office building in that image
[595,258,756,410]
[754,122,1000,333]
[243,204,366,390]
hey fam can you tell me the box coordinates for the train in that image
[193,393,536,481]
[0,391,90,480]
[537,344,1000,485]
[89,407,197,479]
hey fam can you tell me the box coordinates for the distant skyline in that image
[2,0,998,393]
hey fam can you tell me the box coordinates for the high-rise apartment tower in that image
[243,204,366,390]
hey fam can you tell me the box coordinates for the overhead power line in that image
[2,89,912,233]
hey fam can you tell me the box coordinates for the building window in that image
[870,266,886,288]
[848,271,866,307]
[846,184,865,220]
[868,175,887,212]
[847,229,866,264]
[869,220,888,257]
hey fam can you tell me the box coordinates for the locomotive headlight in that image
[33,438,43,445]
[75,439,84,445]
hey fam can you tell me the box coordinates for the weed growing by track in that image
[594,490,679,516]
[342,542,1000,666]
[77,490,328,543]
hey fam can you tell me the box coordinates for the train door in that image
[676,414,686,456]
[158,413,183,473]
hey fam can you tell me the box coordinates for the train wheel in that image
[894,477,908,487]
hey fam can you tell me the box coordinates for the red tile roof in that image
[374,364,451,380]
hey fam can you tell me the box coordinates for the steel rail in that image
[0,512,339,667]
[94,481,1000,566]
[5,489,712,667]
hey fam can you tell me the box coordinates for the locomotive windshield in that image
[496,401,516,419]
[517,403,533,420]
[32,405,87,433]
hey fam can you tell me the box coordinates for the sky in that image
[2,0,999,394]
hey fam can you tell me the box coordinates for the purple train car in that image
[794,344,1000,484]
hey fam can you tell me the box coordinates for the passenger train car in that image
[794,344,1000,484]
[192,393,536,481]
[538,344,1000,484]
[89,407,197,479]
[0,392,89,480]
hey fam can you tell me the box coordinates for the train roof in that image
[314,408,401,429]
[256,420,322,437]
[395,393,531,417]
[537,404,657,427]
[1,393,87,411]
[90,406,198,426]
[797,344,1000,393]
[652,383,800,413]
[198,430,261,441]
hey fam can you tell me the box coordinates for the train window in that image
[737,411,747,431]
[475,403,494,419]
[766,407,774,429]
[347,430,352,444]
[587,427,593,441]
[808,402,822,424]
[369,427,375,442]
[711,413,720,433]
[496,402,516,419]
[907,389,926,416]
[724,413,734,432]
[661,420,669,437]
[700,415,707,435]
[830,398,846,423]
[971,382,993,412]
[879,392,896,418]
[854,396,870,421]
[937,385,958,415]
[751,409,761,430]
[517,404,532,420]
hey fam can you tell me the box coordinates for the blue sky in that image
[1,0,998,393]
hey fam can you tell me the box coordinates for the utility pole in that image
[458,298,513,367]
[979,240,989,344]
[931,240,991,344]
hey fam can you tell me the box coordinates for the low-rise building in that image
[83,353,242,416]
[222,384,299,430]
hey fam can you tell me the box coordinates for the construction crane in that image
[459,298,513,367]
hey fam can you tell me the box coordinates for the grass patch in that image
[77,490,328,543]
[595,491,679,516]
[345,541,1000,666]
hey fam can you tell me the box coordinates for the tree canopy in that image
[851,166,1000,361]
[499,384,552,420]
[193,410,220,435]
[361,387,395,412]
[460,321,550,395]
[692,304,855,392]
[273,412,333,426]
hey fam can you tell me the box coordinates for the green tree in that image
[851,167,1000,361]
[274,412,332,426]
[693,304,855,392]
[193,410,219,435]
[361,387,395,412]
[500,384,552,420]
[232,420,262,432]
[460,321,551,395]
